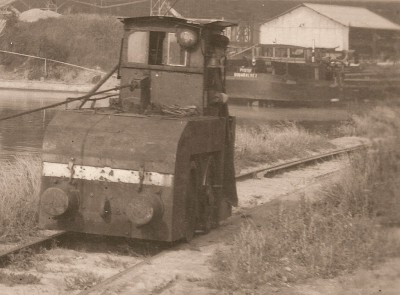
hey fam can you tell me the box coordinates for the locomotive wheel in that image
[184,161,199,242]
[184,156,219,241]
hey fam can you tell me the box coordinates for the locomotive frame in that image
[39,16,238,242]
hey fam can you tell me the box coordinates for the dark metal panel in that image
[150,71,204,111]
[170,118,227,239]
[42,111,187,173]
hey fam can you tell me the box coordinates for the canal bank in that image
[0,74,120,94]
[0,79,93,93]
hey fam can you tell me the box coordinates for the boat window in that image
[290,48,305,58]
[275,47,288,58]
[262,47,273,57]
[127,31,149,63]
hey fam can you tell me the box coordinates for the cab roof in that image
[120,16,237,29]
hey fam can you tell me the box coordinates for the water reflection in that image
[0,89,351,160]
[0,90,79,160]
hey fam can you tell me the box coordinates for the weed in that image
[7,248,36,271]
[151,277,177,294]
[235,123,333,171]
[0,271,40,286]
[96,255,129,269]
[337,105,400,139]
[64,271,103,291]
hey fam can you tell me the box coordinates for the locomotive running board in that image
[42,162,174,187]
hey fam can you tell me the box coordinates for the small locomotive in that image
[39,16,238,242]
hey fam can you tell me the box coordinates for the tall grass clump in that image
[235,123,333,170]
[210,106,400,292]
[0,156,41,241]
[337,105,400,139]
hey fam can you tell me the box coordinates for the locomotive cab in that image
[39,16,238,242]
[117,16,234,116]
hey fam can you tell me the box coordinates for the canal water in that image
[0,90,73,160]
[0,89,351,160]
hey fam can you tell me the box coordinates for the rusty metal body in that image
[39,16,238,241]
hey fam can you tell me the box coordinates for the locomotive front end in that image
[39,113,186,241]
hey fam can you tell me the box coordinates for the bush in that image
[0,14,123,80]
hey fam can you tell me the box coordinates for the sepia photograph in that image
[0,0,399,294]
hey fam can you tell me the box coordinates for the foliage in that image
[0,14,123,80]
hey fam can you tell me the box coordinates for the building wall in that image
[259,6,349,50]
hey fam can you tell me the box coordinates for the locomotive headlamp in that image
[126,194,163,226]
[41,187,77,216]
[176,28,198,49]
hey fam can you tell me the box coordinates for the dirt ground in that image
[0,245,142,295]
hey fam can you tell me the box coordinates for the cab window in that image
[127,31,149,63]
[127,31,188,66]
[167,33,187,66]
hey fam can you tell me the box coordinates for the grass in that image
[0,271,40,286]
[235,123,334,171]
[96,255,129,269]
[337,105,400,139]
[64,271,103,291]
[210,105,400,293]
[0,155,41,242]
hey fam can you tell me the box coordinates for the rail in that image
[236,144,365,180]
[0,231,68,267]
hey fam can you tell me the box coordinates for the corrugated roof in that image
[304,3,400,30]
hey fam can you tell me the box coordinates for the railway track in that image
[0,230,68,268]
[0,144,365,293]
[236,144,365,181]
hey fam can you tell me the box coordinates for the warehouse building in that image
[259,3,400,60]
